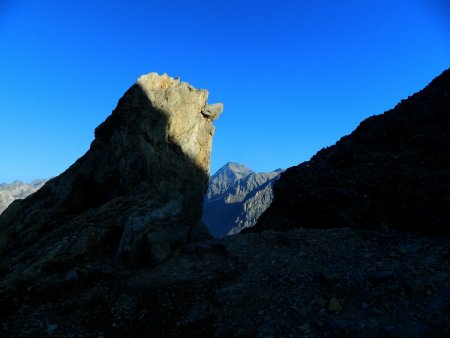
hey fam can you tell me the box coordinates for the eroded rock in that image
[0,73,222,273]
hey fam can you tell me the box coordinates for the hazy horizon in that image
[1,0,449,182]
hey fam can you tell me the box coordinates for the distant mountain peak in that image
[203,162,283,237]
[223,161,248,168]
[0,179,48,215]
[212,162,253,182]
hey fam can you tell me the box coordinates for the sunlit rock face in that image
[0,73,222,272]
[251,68,450,234]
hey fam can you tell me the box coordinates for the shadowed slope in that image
[251,68,450,233]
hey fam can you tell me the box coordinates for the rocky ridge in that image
[202,162,282,236]
[252,68,450,234]
[0,180,47,215]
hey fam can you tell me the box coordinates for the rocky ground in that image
[2,226,449,337]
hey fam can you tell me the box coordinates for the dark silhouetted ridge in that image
[249,68,450,233]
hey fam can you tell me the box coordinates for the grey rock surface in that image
[0,179,47,215]
[202,162,282,237]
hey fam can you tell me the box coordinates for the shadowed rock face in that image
[0,73,222,271]
[250,68,450,233]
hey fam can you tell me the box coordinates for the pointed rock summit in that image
[0,73,222,273]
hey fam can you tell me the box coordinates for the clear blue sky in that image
[1,0,449,182]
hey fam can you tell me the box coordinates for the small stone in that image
[310,319,325,329]
[380,223,389,232]
[406,263,417,272]
[65,269,79,281]
[372,271,396,283]
[299,322,310,331]
[317,297,327,307]
[374,261,384,269]
[47,324,57,335]
[201,103,223,120]
[370,307,383,315]
[383,324,395,334]
[399,243,422,253]
[329,319,351,329]
[319,269,341,285]
[328,296,343,312]
[404,279,426,293]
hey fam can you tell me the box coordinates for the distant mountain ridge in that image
[202,162,282,236]
[0,179,47,214]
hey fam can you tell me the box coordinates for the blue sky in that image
[0,0,449,182]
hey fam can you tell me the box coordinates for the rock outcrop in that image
[0,72,222,278]
[202,162,282,236]
[0,179,47,215]
[251,68,450,233]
